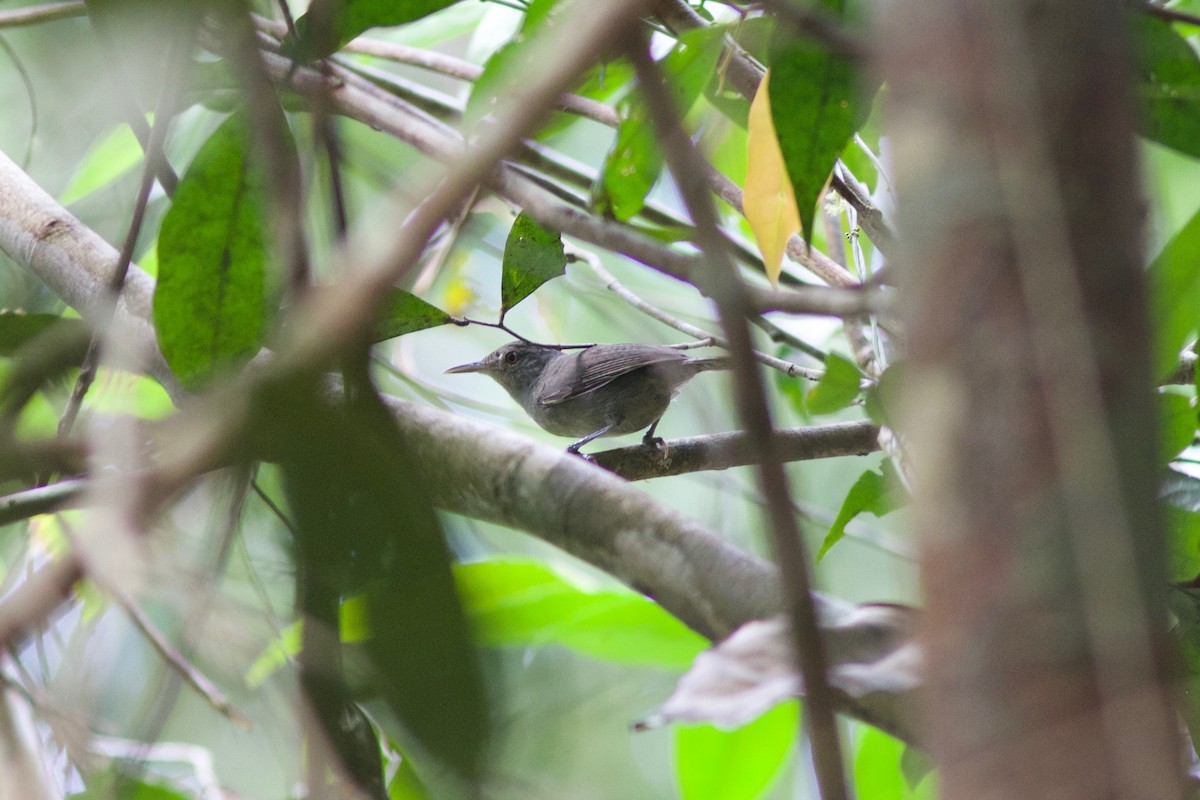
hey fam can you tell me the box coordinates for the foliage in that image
[0,0,1198,799]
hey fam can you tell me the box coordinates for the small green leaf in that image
[1169,588,1200,756]
[1134,16,1200,160]
[500,212,567,315]
[1150,207,1200,379]
[456,560,707,667]
[673,701,798,800]
[768,33,861,240]
[864,362,904,426]
[806,351,861,414]
[279,382,488,779]
[1160,390,1197,464]
[154,113,270,389]
[853,727,937,800]
[292,0,457,61]
[61,120,147,205]
[1165,504,1200,583]
[593,28,723,220]
[594,97,663,221]
[818,462,903,560]
[374,290,453,342]
[466,0,559,123]
[70,771,192,800]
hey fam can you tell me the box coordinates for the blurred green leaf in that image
[292,0,457,61]
[71,771,191,800]
[806,351,861,414]
[1164,503,1200,582]
[593,28,724,221]
[768,30,860,240]
[500,212,567,316]
[1160,390,1196,463]
[456,559,708,667]
[1169,588,1200,756]
[374,290,454,342]
[154,113,269,390]
[673,700,798,800]
[853,727,937,800]
[818,461,903,560]
[466,0,558,123]
[60,120,146,205]
[277,380,488,780]
[594,97,663,221]
[864,362,903,426]
[0,312,86,356]
[1151,207,1200,379]
[1134,16,1200,160]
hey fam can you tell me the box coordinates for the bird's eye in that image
[503,351,519,365]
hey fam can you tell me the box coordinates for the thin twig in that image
[116,591,252,729]
[57,23,196,438]
[570,246,825,380]
[0,1,84,29]
[626,37,850,800]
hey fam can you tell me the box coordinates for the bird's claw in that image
[642,435,668,457]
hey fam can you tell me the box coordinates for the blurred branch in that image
[114,589,252,729]
[0,1,84,29]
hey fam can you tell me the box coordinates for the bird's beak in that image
[445,360,489,375]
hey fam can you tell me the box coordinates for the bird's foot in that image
[642,434,668,458]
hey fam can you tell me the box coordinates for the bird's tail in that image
[689,357,732,372]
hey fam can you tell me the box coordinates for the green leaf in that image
[154,113,269,390]
[1134,16,1200,160]
[500,212,567,316]
[374,290,453,342]
[806,351,861,414]
[594,97,663,221]
[1150,207,1200,378]
[673,701,798,800]
[593,28,724,221]
[768,33,860,239]
[818,462,903,560]
[853,727,937,800]
[456,559,708,667]
[71,771,191,800]
[292,0,457,61]
[466,0,559,124]
[1160,390,1197,464]
[1169,588,1200,756]
[864,362,904,426]
[277,381,488,780]
[1164,503,1200,583]
[60,120,146,205]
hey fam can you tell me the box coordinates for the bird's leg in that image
[566,423,615,457]
[641,418,666,453]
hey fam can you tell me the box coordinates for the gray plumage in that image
[446,341,727,454]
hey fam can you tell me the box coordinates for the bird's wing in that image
[539,345,686,405]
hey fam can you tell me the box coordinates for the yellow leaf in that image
[744,70,801,286]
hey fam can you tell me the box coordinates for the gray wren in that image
[446,341,728,454]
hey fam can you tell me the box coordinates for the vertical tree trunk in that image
[879,0,1184,797]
